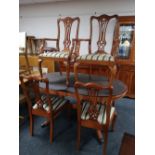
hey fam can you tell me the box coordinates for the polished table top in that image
[40,72,127,99]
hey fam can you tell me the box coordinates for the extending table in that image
[40,72,127,100]
[39,72,128,142]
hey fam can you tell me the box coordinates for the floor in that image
[19,98,135,155]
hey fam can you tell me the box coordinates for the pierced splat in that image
[90,14,119,54]
[75,82,105,121]
[58,17,80,52]
[86,86,102,121]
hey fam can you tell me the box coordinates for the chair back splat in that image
[90,14,119,55]
[58,17,80,52]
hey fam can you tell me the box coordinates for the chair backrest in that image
[57,17,80,52]
[74,81,113,126]
[19,32,31,74]
[28,37,44,55]
[90,14,119,55]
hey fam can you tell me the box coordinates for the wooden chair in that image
[74,14,119,85]
[39,17,80,86]
[19,75,70,143]
[19,32,32,75]
[27,36,44,55]
[74,81,117,155]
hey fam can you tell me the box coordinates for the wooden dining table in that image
[40,72,127,100]
[39,71,128,143]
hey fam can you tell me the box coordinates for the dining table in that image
[39,71,128,143]
[40,72,127,100]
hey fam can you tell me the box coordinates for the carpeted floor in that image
[19,98,135,155]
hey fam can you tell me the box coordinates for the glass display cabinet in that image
[118,24,134,58]
[116,16,135,98]
[117,16,135,64]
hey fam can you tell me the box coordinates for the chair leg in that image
[77,124,81,150]
[29,114,33,136]
[89,65,92,79]
[112,101,115,106]
[103,127,108,155]
[49,118,54,143]
[66,62,70,87]
[111,112,117,132]
[97,130,104,143]
[58,62,62,76]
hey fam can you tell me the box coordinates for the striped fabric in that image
[33,95,68,112]
[76,53,114,62]
[81,101,115,125]
[39,51,70,59]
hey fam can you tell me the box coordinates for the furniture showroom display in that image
[19,14,135,155]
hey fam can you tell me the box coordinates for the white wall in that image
[19,0,135,54]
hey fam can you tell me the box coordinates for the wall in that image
[19,0,135,54]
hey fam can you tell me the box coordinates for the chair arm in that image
[20,74,49,83]
[39,38,59,53]
[42,38,58,41]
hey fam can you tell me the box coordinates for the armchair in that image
[74,14,119,85]
[39,17,80,86]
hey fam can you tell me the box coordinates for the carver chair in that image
[74,14,119,85]
[74,81,117,155]
[39,16,80,86]
[20,75,70,143]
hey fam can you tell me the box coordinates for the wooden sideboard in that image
[19,55,55,73]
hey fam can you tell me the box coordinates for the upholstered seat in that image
[81,101,115,125]
[76,53,115,62]
[33,95,68,112]
[39,51,70,59]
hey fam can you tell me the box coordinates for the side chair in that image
[39,16,80,86]
[19,75,70,143]
[74,81,117,155]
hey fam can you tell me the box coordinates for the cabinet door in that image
[117,65,135,98]
[117,16,135,65]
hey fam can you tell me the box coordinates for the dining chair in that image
[19,75,70,143]
[27,36,45,55]
[74,81,117,155]
[39,16,80,86]
[73,14,119,85]
[19,32,45,76]
[19,32,32,75]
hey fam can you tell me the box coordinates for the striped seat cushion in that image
[39,51,70,59]
[33,95,68,112]
[81,101,115,125]
[76,53,114,62]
